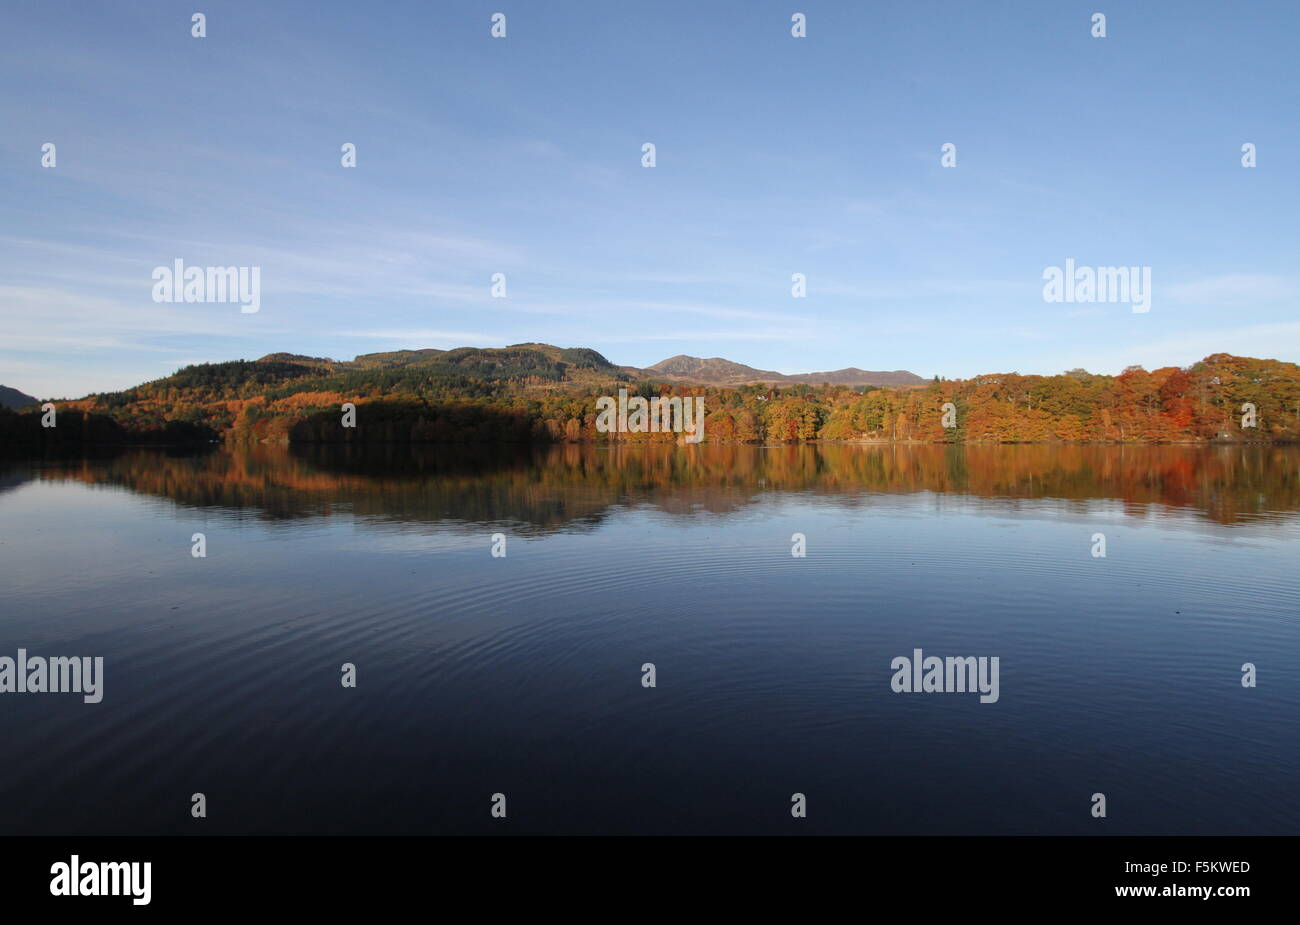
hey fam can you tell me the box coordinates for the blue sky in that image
[2,0,1297,398]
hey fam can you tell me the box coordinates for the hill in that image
[0,385,39,410]
[256,344,619,379]
[248,346,927,388]
[623,355,926,388]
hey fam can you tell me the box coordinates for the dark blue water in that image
[0,444,1296,834]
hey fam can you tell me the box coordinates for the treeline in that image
[9,352,1299,446]
[0,406,218,448]
[696,353,1300,444]
[287,400,544,444]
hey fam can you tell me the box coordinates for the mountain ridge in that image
[0,385,39,410]
[247,345,926,389]
[624,354,926,387]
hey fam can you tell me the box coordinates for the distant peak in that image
[0,384,40,409]
[638,355,926,388]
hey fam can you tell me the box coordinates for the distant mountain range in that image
[7,345,924,416]
[0,385,39,410]
[253,345,926,389]
[623,355,927,387]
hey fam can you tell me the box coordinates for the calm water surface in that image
[0,444,1296,834]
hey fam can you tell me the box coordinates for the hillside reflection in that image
[10,443,1300,529]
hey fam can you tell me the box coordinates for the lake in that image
[0,443,1296,834]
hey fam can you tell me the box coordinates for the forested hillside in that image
[2,346,1296,446]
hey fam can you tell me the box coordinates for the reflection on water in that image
[7,442,1300,528]
[0,444,1297,835]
